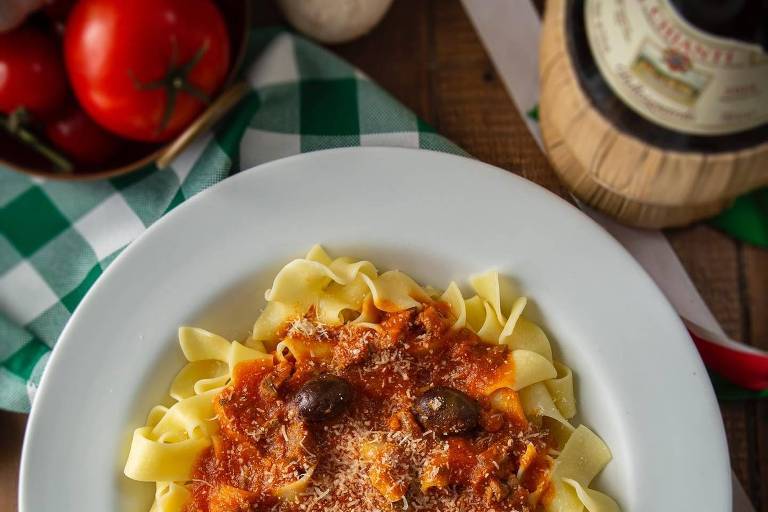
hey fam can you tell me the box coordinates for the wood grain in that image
[745,245,768,508]
[0,411,26,511]
[2,1,764,510]
[667,225,753,487]
[430,0,568,195]
[334,1,433,121]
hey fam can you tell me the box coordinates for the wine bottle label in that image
[585,0,768,135]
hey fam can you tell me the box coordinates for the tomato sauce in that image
[186,302,554,512]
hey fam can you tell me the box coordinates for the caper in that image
[413,386,479,435]
[295,374,353,422]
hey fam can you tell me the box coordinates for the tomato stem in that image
[129,39,212,134]
[1,108,73,173]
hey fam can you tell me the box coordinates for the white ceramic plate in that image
[20,147,729,511]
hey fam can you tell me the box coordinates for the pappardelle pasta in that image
[124,246,620,512]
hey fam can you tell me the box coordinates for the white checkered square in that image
[240,129,301,168]
[0,261,58,325]
[74,194,146,261]
[360,131,421,149]
[247,34,298,88]
[171,132,214,184]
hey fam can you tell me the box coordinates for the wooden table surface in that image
[1,1,766,510]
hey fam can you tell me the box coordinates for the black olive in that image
[295,374,353,422]
[413,386,479,435]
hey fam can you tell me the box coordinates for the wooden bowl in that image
[0,0,251,181]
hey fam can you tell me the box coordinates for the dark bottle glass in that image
[566,0,768,153]
[669,0,767,48]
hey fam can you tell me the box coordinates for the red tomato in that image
[64,0,230,142]
[44,0,77,23]
[0,26,68,118]
[45,104,123,166]
[44,0,78,34]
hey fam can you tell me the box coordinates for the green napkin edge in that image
[710,371,768,400]
[711,187,768,247]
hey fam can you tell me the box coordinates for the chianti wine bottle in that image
[538,0,768,227]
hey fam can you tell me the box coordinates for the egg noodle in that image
[124,245,620,512]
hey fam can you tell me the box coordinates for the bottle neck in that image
[669,0,768,50]
[580,0,768,137]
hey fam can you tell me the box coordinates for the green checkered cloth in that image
[0,28,463,413]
